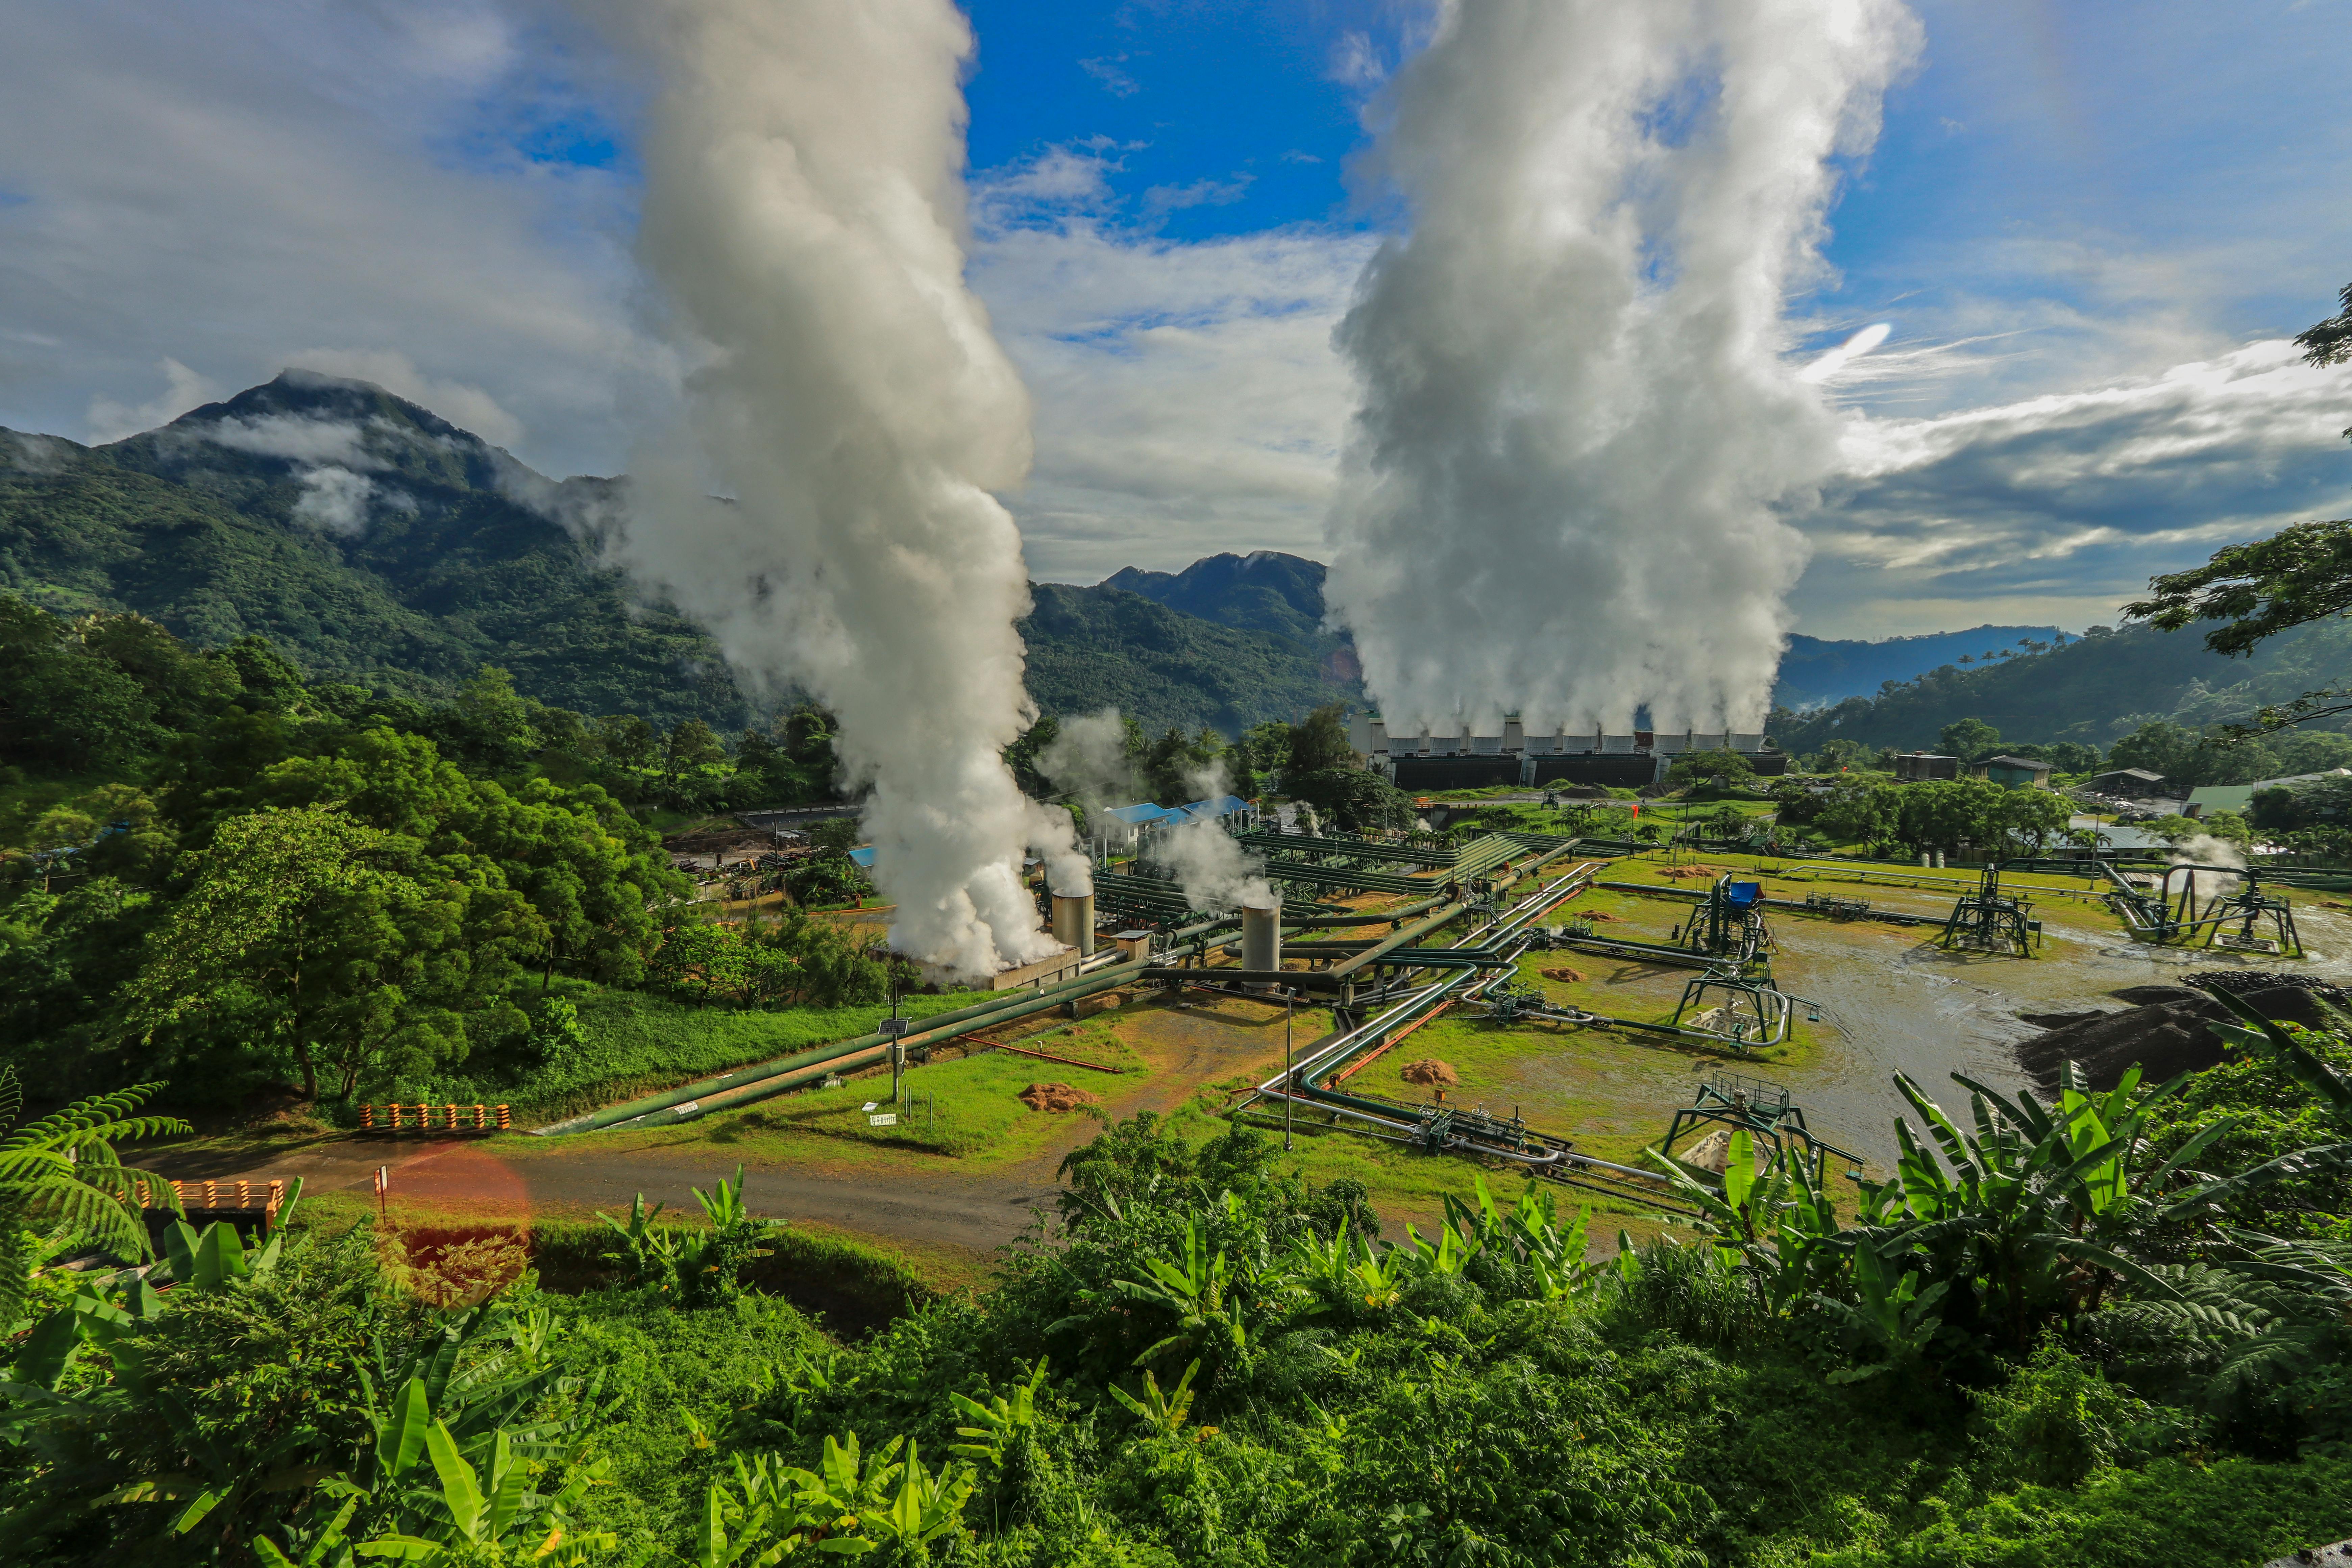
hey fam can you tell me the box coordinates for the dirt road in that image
[152,995,1305,1257]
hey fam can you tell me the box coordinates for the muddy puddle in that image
[1761,900,2352,1171]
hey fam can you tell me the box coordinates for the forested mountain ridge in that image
[3,375,1355,739]
[1102,550,1337,647]
[2,372,746,728]
[1019,580,1362,735]
[1776,614,2352,755]
[1775,622,2063,709]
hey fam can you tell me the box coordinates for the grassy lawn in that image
[714,1019,1148,1160]
[405,979,998,1126]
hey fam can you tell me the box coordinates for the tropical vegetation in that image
[3,991,2349,1565]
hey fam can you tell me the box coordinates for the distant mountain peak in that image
[155,369,481,452]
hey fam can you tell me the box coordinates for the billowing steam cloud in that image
[1160,760,1275,914]
[594,0,1076,979]
[1325,0,1918,737]
[1037,710,1135,820]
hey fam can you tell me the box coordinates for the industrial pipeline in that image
[1237,863,1691,1212]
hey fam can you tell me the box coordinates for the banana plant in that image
[1107,1359,1205,1439]
[674,1475,807,1568]
[1108,1215,1301,1370]
[947,1357,1048,1475]
[1442,1177,1604,1304]
[87,1383,340,1542]
[1816,1243,1949,1385]
[1400,1218,1479,1278]
[775,1431,972,1559]
[347,1419,614,1564]
[251,1495,362,1568]
[593,1192,681,1290]
[1861,1070,2187,1347]
[1347,1234,1416,1310]
[1287,1216,1357,1293]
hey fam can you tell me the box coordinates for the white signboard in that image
[868,1112,898,1127]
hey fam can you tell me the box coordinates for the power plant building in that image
[1348,713,1787,791]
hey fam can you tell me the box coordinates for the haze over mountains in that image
[0,372,2320,749]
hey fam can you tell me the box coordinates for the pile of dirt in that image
[2181,970,2348,1000]
[1659,864,1727,879]
[1587,910,1626,922]
[2012,982,2337,1092]
[1540,967,1586,984]
[2016,1010,2111,1030]
[1018,1082,1099,1113]
[1399,1059,1459,1087]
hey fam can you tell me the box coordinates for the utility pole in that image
[1283,987,1296,1152]
[884,973,907,1107]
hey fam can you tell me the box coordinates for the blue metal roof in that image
[1100,802,1177,826]
[847,846,877,868]
[1171,794,1253,822]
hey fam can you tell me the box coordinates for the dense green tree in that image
[1002,714,1058,799]
[1813,776,1897,846]
[443,665,541,774]
[1666,748,1756,789]
[1140,728,1225,806]
[1286,766,1414,833]
[1288,704,1355,773]
[125,805,535,1102]
[1938,716,2002,760]
[596,713,659,771]
[0,597,163,771]
[663,718,725,782]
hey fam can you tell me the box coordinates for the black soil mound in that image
[2013,982,2338,1092]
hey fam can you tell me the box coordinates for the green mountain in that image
[1020,580,1362,736]
[1,372,744,727]
[1775,614,2352,755]
[0,373,1356,740]
[1775,623,2062,709]
[1103,552,1331,642]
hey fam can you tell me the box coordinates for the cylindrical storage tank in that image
[1241,903,1281,978]
[1051,892,1096,956]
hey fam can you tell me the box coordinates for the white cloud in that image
[289,464,379,535]
[1078,55,1140,97]
[202,413,373,466]
[280,348,524,447]
[0,0,667,477]
[84,358,223,442]
[1142,174,1254,219]
[968,221,1373,584]
[1327,30,1386,88]
[1791,339,2352,635]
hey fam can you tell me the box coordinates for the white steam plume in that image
[1158,760,1274,914]
[1038,709,1136,814]
[1324,0,1918,737]
[593,0,1077,979]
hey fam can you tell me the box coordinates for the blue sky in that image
[2,0,2350,639]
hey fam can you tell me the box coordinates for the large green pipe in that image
[541,956,1149,1135]
[540,911,1245,1134]
[1328,902,1467,978]
[664,962,1158,1124]
[1282,895,1452,928]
